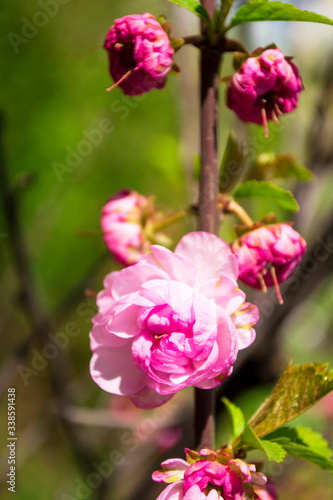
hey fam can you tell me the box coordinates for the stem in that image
[226,199,254,227]
[195,0,221,450]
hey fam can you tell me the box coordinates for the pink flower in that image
[232,223,306,302]
[90,232,258,409]
[152,448,267,500]
[227,48,304,136]
[101,189,151,266]
[104,13,174,96]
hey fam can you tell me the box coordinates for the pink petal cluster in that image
[227,48,304,134]
[232,223,306,291]
[101,189,150,266]
[90,232,258,409]
[104,13,174,96]
[153,448,267,500]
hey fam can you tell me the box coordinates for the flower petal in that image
[90,344,146,395]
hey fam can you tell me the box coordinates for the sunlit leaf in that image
[222,397,245,441]
[226,0,333,31]
[166,0,212,27]
[241,425,286,462]
[233,180,299,211]
[248,363,333,439]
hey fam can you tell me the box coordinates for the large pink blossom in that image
[152,448,267,500]
[101,189,150,266]
[104,13,174,96]
[90,232,258,409]
[232,223,306,300]
[227,48,304,136]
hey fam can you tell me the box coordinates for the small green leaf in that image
[166,0,212,27]
[266,426,333,460]
[255,152,313,182]
[222,397,245,441]
[220,132,246,193]
[226,0,333,31]
[219,0,235,28]
[241,425,286,462]
[280,442,333,471]
[233,180,299,211]
[248,363,333,439]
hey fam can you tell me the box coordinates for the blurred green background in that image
[1,0,333,499]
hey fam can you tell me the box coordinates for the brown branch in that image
[195,0,222,451]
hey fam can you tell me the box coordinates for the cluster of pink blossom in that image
[90,232,258,408]
[153,448,277,500]
[227,48,304,136]
[101,189,151,266]
[91,13,311,500]
[232,223,306,301]
[104,13,174,96]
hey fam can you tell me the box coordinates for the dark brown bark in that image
[195,0,221,450]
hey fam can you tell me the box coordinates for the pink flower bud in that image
[104,13,174,96]
[227,48,304,137]
[232,223,306,302]
[101,189,150,266]
[153,448,267,500]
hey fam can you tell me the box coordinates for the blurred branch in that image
[0,114,109,499]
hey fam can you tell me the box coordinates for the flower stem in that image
[225,199,254,227]
[195,0,222,451]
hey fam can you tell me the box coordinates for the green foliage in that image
[233,180,299,211]
[265,427,333,471]
[222,397,245,441]
[248,363,333,439]
[226,0,333,31]
[255,152,313,182]
[241,425,287,462]
[219,132,246,193]
[166,0,212,27]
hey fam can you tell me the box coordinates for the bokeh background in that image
[1,0,333,499]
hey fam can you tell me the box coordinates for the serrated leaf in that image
[166,0,212,27]
[248,363,333,439]
[256,152,313,182]
[220,132,246,193]
[222,397,245,441]
[233,180,299,211]
[266,426,333,460]
[225,0,333,31]
[241,425,286,462]
[281,442,333,471]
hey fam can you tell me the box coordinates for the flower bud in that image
[101,189,151,266]
[153,447,267,500]
[104,13,174,96]
[232,223,306,302]
[227,48,304,137]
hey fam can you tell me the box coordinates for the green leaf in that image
[233,180,299,211]
[266,427,333,470]
[166,0,212,27]
[255,152,313,182]
[219,132,246,193]
[219,0,235,27]
[248,363,333,439]
[266,426,333,459]
[241,425,286,462]
[222,397,245,441]
[280,442,333,471]
[226,0,333,31]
